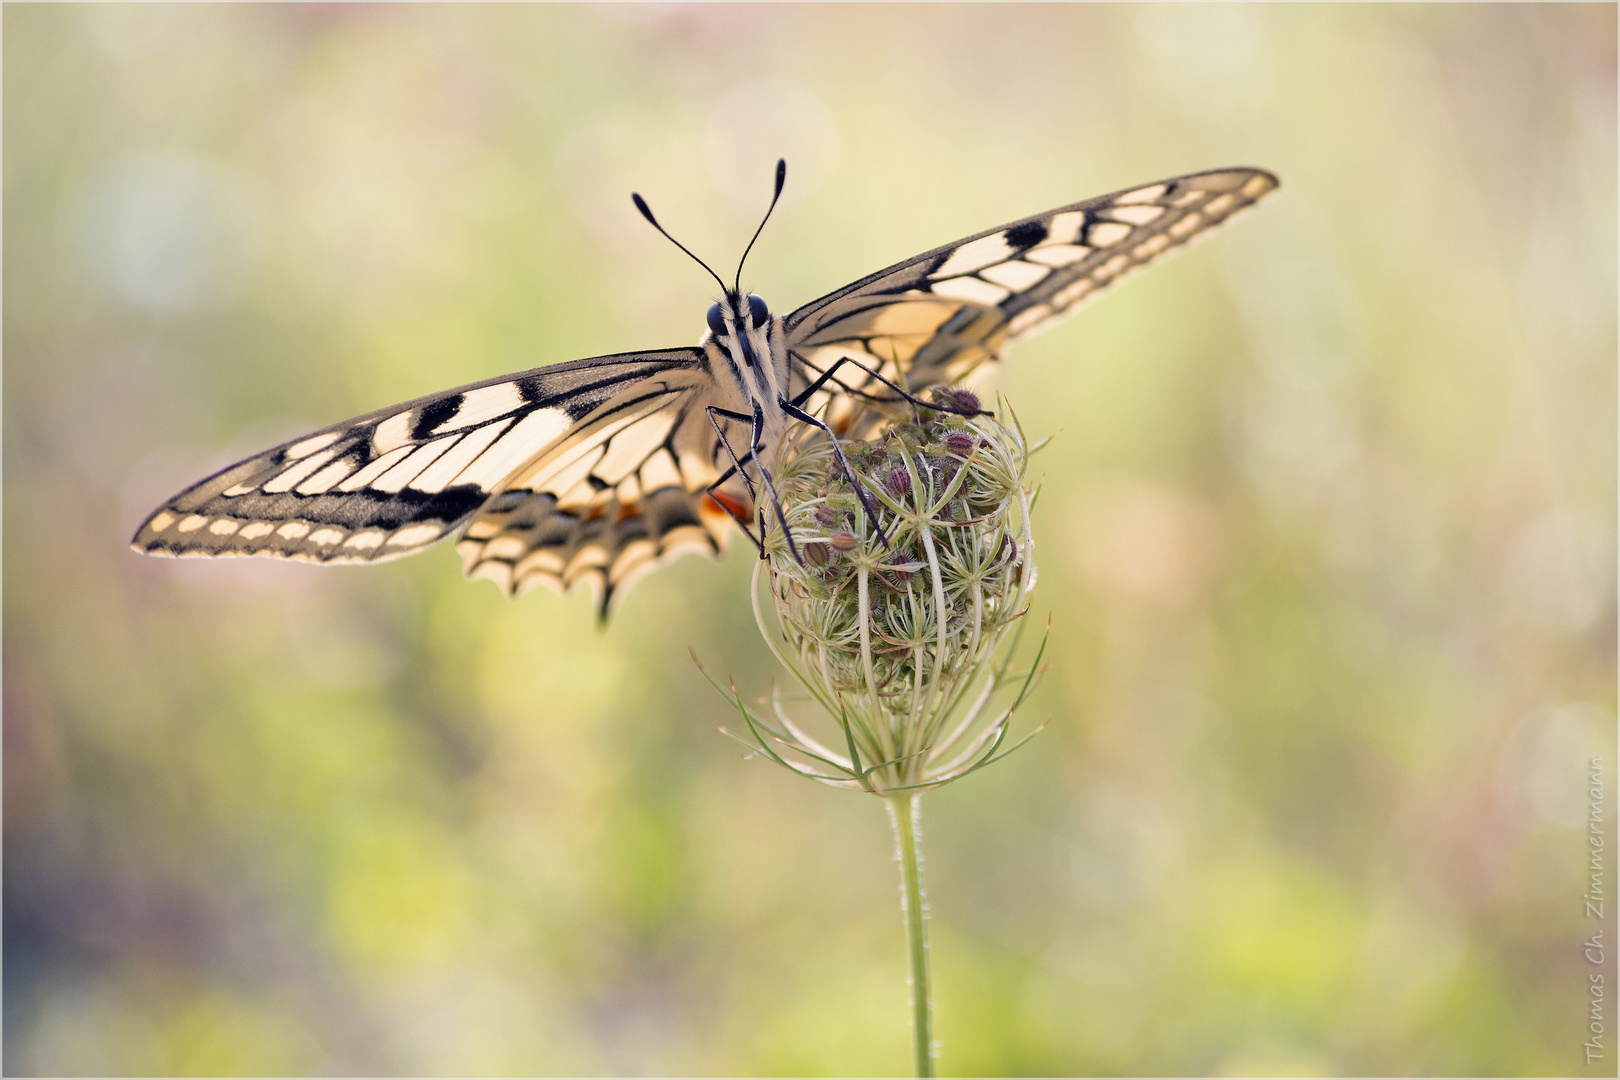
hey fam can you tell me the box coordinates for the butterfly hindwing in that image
[784,167,1279,412]
[454,363,739,605]
[133,349,705,565]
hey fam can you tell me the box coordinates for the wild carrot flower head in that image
[716,392,1045,796]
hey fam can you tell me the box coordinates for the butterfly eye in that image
[706,302,726,337]
[747,294,770,329]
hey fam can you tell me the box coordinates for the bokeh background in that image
[5,5,1615,1076]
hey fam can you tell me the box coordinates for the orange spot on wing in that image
[705,491,753,521]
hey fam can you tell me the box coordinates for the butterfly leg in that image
[706,448,804,562]
[705,405,766,553]
[704,405,801,564]
[780,399,892,549]
[706,406,760,503]
[789,355,990,417]
[744,405,804,566]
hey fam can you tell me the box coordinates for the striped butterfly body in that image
[132,165,1279,613]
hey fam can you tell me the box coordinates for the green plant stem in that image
[888,794,933,1077]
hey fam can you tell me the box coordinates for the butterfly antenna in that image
[631,192,729,296]
[734,159,787,295]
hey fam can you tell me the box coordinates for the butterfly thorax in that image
[701,291,791,473]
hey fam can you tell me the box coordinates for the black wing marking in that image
[783,167,1279,416]
[131,349,705,564]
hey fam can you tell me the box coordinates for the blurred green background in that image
[5,5,1615,1076]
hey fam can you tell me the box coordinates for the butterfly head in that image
[703,291,782,404]
[706,293,771,337]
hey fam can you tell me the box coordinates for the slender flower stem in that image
[888,794,933,1077]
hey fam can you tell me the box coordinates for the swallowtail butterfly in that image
[132,165,1278,614]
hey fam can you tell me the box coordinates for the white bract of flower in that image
[717,393,1045,795]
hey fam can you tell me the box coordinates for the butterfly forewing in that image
[784,167,1278,414]
[133,349,706,567]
